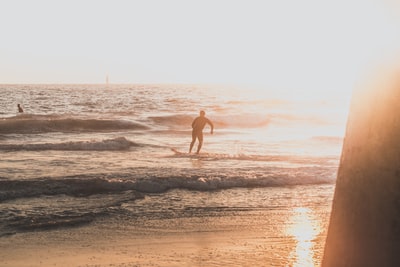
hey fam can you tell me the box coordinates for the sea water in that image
[0,84,346,265]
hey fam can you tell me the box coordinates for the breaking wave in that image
[148,113,271,129]
[0,166,336,202]
[0,115,149,134]
[149,114,194,127]
[0,137,139,151]
[0,167,337,234]
[168,149,339,165]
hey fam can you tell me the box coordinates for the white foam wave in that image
[168,149,339,165]
[0,167,336,202]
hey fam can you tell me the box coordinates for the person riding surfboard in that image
[189,110,214,154]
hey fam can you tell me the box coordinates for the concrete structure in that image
[322,72,400,266]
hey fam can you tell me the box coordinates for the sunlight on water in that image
[286,207,321,267]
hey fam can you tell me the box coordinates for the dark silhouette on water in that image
[189,110,214,154]
[17,104,23,113]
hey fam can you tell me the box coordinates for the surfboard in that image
[170,148,201,157]
[171,148,182,154]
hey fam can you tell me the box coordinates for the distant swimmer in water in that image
[189,110,214,154]
[17,104,23,113]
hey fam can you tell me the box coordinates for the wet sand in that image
[0,207,330,267]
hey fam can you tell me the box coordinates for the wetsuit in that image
[190,115,214,153]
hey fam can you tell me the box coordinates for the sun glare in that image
[286,207,321,267]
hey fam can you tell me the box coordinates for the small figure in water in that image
[189,110,214,154]
[17,104,23,113]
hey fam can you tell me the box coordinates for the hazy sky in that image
[1,0,399,96]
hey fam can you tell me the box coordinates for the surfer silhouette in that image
[17,104,23,113]
[189,110,214,154]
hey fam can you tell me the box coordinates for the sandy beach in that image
[0,203,330,267]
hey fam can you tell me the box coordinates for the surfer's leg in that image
[189,131,196,153]
[196,133,203,154]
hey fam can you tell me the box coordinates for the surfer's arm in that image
[207,119,214,134]
[191,118,198,128]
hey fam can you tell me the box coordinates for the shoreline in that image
[0,206,330,267]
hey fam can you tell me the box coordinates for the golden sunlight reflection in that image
[286,207,321,267]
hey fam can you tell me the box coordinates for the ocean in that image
[0,84,346,266]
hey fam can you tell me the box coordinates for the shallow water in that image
[0,84,343,265]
